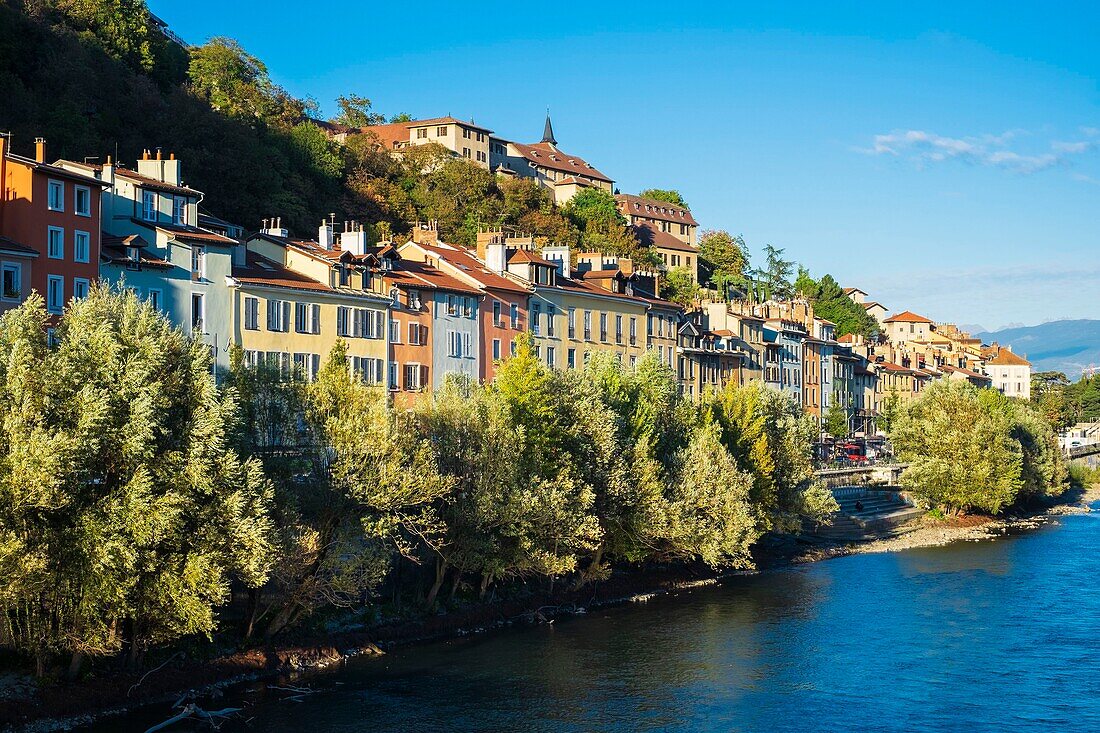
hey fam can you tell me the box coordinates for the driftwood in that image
[141,703,242,733]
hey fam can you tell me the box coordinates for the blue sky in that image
[149,0,1099,330]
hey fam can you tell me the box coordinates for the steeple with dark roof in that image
[541,110,557,147]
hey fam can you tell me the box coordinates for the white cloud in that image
[859,128,1097,174]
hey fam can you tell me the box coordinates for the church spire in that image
[541,108,557,146]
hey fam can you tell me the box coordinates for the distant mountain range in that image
[976,320,1100,379]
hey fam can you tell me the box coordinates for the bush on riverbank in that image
[0,295,834,679]
[890,381,1065,515]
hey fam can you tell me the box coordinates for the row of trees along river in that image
[0,288,1066,681]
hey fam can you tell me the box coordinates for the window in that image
[447,294,457,316]
[462,147,471,158]
[389,361,398,389]
[404,363,426,390]
[48,227,63,259]
[407,289,422,309]
[74,186,91,217]
[390,319,401,343]
[337,306,350,336]
[48,180,64,211]
[510,303,519,329]
[463,297,473,317]
[74,230,90,263]
[2,263,21,301]
[243,297,259,329]
[416,128,428,139]
[73,278,89,300]
[547,346,556,367]
[583,310,592,340]
[600,313,608,342]
[492,338,501,360]
[463,332,471,357]
[547,304,556,337]
[511,339,517,357]
[532,303,541,335]
[629,317,637,345]
[567,348,576,369]
[290,302,321,334]
[568,308,576,339]
[462,128,471,139]
[191,292,205,331]
[409,321,423,345]
[615,315,623,344]
[448,329,459,357]
[173,196,186,225]
[142,190,157,221]
[191,246,205,281]
[267,299,290,332]
[493,301,502,326]
[437,126,447,136]
[148,288,162,311]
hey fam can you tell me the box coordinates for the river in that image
[88,510,1100,733]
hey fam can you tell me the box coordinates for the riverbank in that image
[5,484,1097,733]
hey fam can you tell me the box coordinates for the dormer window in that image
[142,190,157,221]
[408,289,422,310]
[362,271,374,290]
[380,257,393,271]
[339,266,350,287]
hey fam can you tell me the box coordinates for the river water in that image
[91,511,1100,733]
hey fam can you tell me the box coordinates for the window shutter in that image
[421,364,429,388]
[282,302,290,331]
[312,304,320,334]
[267,302,276,331]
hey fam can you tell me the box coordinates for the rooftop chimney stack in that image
[339,221,368,256]
[262,216,289,239]
[34,137,46,163]
[318,218,335,249]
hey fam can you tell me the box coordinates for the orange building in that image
[0,135,107,317]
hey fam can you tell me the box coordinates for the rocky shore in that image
[4,484,1097,733]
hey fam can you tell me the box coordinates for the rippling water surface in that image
[94,511,1100,733]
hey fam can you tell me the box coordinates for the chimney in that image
[318,218,335,249]
[34,137,46,163]
[101,154,115,187]
[262,216,289,239]
[477,227,507,272]
[411,220,439,245]
[339,221,368,256]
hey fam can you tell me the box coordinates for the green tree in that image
[0,288,274,675]
[51,0,182,83]
[188,36,303,123]
[795,270,879,338]
[638,188,688,208]
[706,383,837,533]
[761,244,794,300]
[660,267,699,306]
[333,94,386,127]
[1032,371,1074,430]
[825,400,850,440]
[890,381,1023,515]
[698,230,749,295]
[666,419,759,568]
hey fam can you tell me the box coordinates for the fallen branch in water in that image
[141,703,242,733]
[128,652,184,697]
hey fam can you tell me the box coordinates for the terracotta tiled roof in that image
[233,250,335,293]
[403,241,530,295]
[862,301,885,310]
[616,194,698,226]
[0,235,38,257]
[983,347,1031,367]
[385,260,482,296]
[632,222,697,253]
[508,142,612,183]
[843,287,867,296]
[883,310,933,324]
[554,175,593,187]
[132,219,236,245]
[101,233,171,269]
[507,249,556,266]
[114,168,201,197]
[837,333,857,344]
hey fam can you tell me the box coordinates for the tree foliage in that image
[0,288,273,674]
[794,268,879,338]
[890,381,1064,515]
[638,188,688,208]
[698,229,749,294]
